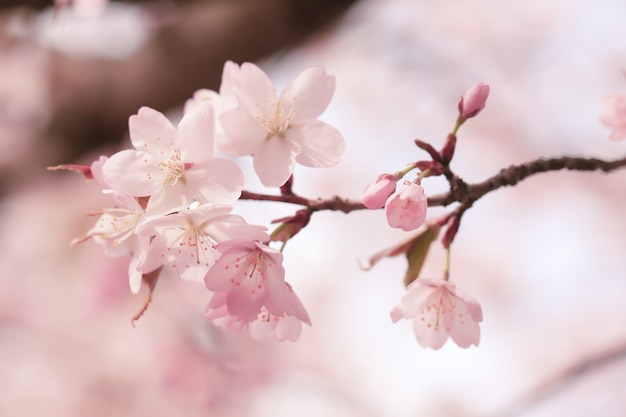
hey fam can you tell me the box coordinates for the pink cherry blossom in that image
[385,181,428,231]
[362,173,397,209]
[135,204,268,286]
[219,62,346,187]
[390,278,483,349]
[458,82,490,119]
[600,94,626,141]
[204,240,311,324]
[205,286,310,342]
[102,106,243,214]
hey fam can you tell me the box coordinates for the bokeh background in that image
[1,0,625,416]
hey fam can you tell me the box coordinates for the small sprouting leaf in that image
[404,226,440,287]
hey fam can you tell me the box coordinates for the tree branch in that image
[239,155,626,214]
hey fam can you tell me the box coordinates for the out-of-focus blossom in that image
[362,173,397,209]
[220,62,346,187]
[458,82,490,119]
[102,106,243,214]
[390,278,483,349]
[0,46,50,170]
[385,181,428,231]
[600,94,626,141]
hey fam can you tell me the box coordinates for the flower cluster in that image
[65,61,345,341]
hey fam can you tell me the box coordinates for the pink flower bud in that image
[384,182,428,231]
[458,82,490,119]
[362,173,397,209]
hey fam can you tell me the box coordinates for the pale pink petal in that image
[231,62,276,117]
[290,120,346,168]
[128,106,177,153]
[273,315,304,341]
[281,283,311,325]
[282,66,335,123]
[219,60,240,110]
[413,306,449,349]
[185,159,243,204]
[178,104,215,162]
[219,109,268,155]
[252,137,297,187]
[102,149,164,197]
[449,285,484,322]
[449,313,481,348]
[184,88,220,115]
[143,182,187,215]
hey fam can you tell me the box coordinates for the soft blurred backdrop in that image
[0,0,625,416]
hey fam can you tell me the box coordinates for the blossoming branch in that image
[50,61,626,349]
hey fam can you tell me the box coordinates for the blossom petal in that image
[185,158,244,204]
[449,313,481,348]
[219,109,268,156]
[129,106,177,154]
[102,149,164,196]
[232,62,276,117]
[252,137,297,187]
[283,66,335,123]
[290,120,345,168]
[178,104,215,162]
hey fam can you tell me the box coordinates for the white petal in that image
[102,149,164,197]
[290,120,346,167]
[129,107,177,155]
[219,109,268,156]
[178,104,216,162]
[232,62,276,117]
[282,66,335,123]
[252,137,297,187]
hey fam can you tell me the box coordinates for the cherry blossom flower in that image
[458,82,490,119]
[385,181,428,231]
[600,94,626,141]
[135,204,268,286]
[205,287,310,342]
[102,106,243,214]
[390,278,483,349]
[204,239,311,324]
[219,62,346,187]
[362,173,397,209]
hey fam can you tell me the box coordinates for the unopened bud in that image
[458,82,490,119]
[362,173,397,209]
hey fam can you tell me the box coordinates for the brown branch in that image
[428,155,626,207]
[239,155,626,214]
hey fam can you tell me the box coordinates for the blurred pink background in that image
[1,0,626,416]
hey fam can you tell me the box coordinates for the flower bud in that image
[362,173,397,209]
[458,82,490,119]
[385,182,428,231]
